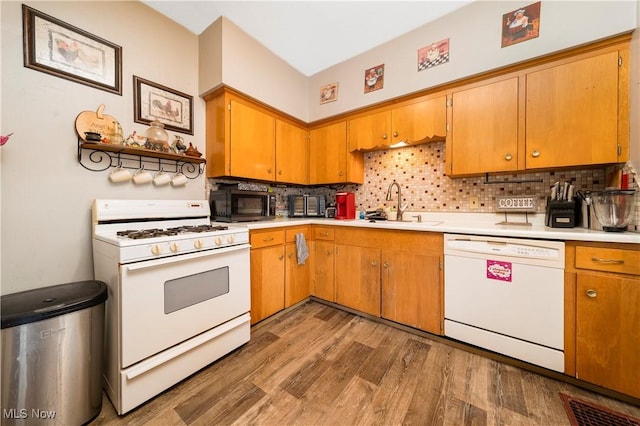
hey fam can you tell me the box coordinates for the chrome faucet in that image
[386,182,407,221]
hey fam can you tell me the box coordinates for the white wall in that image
[1,1,204,294]
[308,0,637,121]
[199,17,309,120]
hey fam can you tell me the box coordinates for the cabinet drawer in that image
[314,226,335,241]
[575,246,640,276]
[250,229,285,249]
[285,226,311,243]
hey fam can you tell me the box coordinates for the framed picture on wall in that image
[501,2,541,47]
[418,38,450,71]
[133,76,194,135]
[320,82,338,104]
[364,64,384,93]
[22,4,122,95]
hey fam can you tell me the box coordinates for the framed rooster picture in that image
[133,75,194,135]
[22,5,122,95]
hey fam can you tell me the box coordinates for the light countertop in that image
[221,212,640,244]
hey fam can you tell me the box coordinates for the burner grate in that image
[561,393,640,426]
[167,225,229,233]
[116,225,229,240]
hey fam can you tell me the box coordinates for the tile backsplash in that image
[207,141,639,230]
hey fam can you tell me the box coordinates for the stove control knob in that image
[194,239,203,249]
[151,245,163,255]
[170,243,179,253]
[227,235,235,244]
[215,237,223,245]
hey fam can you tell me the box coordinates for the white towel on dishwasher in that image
[295,233,309,265]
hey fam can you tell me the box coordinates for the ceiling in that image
[142,1,473,76]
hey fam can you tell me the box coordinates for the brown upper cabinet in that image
[348,95,447,152]
[447,77,520,176]
[276,119,309,185]
[205,89,309,184]
[205,88,359,185]
[309,121,364,185]
[446,37,630,177]
[525,49,627,169]
[206,92,275,181]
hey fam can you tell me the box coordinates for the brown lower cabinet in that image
[250,229,285,325]
[312,226,336,301]
[250,226,311,325]
[566,241,640,399]
[284,226,311,307]
[332,227,443,334]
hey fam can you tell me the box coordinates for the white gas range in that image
[92,199,251,415]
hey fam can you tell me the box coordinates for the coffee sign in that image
[496,195,537,212]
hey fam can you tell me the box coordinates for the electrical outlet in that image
[469,196,479,210]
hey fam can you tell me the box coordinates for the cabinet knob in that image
[279,255,284,261]
[505,154,513,161]
[382,134,388,140]
[321,232,329,236]
[339,171,344,176]
[393,132,399,138]
[371,260,377,266]
[586,289,598,298]
[267,168,273,173]
[264,237,274,242]
[531,150,540,158]
[326,250,332,256]
[278,170,282,175]
[383,262,389,269]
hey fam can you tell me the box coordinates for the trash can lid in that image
[1,280,108,329]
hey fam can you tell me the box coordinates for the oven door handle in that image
[125,313,250,380]
[126,243,250,271]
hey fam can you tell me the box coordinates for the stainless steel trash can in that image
[1,281,108,425]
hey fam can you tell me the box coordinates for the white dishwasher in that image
[444,234,565,372]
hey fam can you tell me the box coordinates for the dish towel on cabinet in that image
[295,233,309,265]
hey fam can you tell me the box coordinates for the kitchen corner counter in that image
[223,213,640,244]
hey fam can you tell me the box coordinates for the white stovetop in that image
[227,212,640,244]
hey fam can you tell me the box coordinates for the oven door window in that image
[164,267,229,314]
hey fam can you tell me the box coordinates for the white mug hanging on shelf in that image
[171,173,188,187]
[132,168,153,184]
[109,167,132,183]
[153,170,171,186]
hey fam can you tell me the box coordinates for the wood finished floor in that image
[91,301,640,425]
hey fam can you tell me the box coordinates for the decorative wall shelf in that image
[78,140,205,179]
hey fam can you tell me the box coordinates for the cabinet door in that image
[448,78,519,176]
[392,96,447,145]
[335,244,381,316]
[276,119,309,184]
[526,51,620,169]
[576,273,640,398]
[285,243,311,307]
[313,240,335,302]
[230,99,275,181]
[309,122,348,184]
[347,110,391,151]
[250,245,285,324]
[381,251,442,334]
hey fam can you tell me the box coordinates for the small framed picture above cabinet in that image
[364,64,384,93]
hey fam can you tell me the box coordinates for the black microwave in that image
[209,189,276,222]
